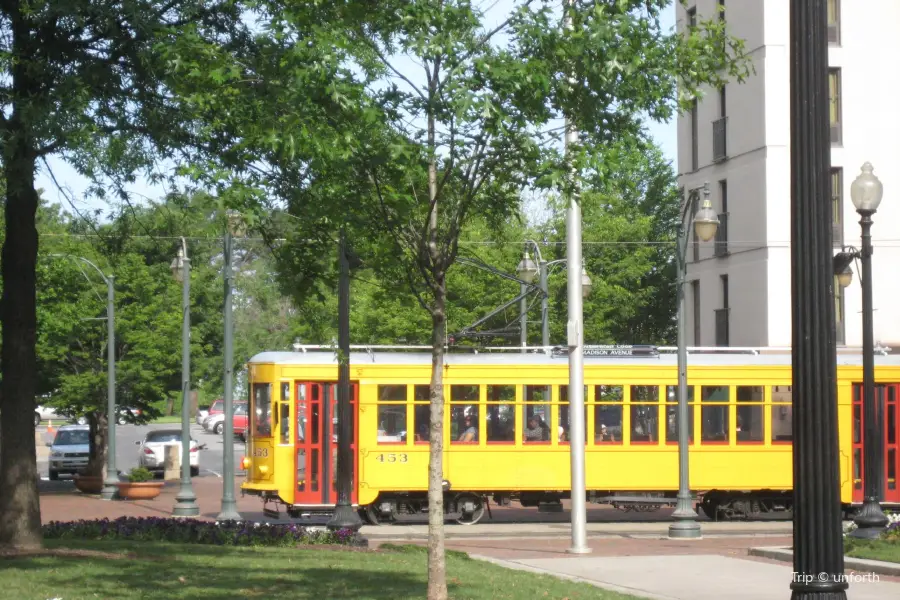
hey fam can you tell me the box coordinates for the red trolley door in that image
[294,381,359,506]
[852,383,900,503]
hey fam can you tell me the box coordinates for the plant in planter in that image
[115,467,164,500]
[73,473,104,494]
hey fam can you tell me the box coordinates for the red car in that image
[233,403,249,441]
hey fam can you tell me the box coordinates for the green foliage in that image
[125,467,154,483]
[4,539,640,599]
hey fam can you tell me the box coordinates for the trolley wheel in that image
[364,504,392,526]
[454,494,485,525]
[699,499,719,521]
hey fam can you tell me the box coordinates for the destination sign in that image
[551,345,659,358]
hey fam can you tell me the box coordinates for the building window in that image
[691,98,699,171]
[834,275,845,346]
[713,87,727,162]
[718,0,725,20]
[715,275,729,346]
[715,180,728,256]
[829,69,841,144]
[827,0,840,44]
[691,280,700,346]
[831,168,843,248]
[688,6,697,28]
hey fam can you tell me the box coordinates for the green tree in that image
[290,2,751,597]
[0,1,251,548]
[538,135,681,346]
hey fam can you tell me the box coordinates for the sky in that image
[34,2,679,216]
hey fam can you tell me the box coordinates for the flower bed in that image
[843,511,900,540]
[42,517,363,547]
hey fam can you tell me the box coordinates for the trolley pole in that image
[563,0,589,556]
[788,0,847,597]
[217,225,242,522]
[101,275,118,500]
[327,228,364,533]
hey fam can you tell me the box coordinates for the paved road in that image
[35,422,245,480]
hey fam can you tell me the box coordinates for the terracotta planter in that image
[115,481,164,500]
[73,475,104,494]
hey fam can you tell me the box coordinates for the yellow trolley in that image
[240,347,900,524]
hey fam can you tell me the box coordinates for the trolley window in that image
[377,384,407,444]
[771,385,793,444]
[522,385,550,444]
[413,385,431,443]
[665,385,694,444]
[736,386,764,443]
[486,385,515,443]
[252,383,272,437]
[594,385,622,444]
[558,385,587,443]
[701,386,729,443]
[451,385,479,444]
[630,385,659,443]
[280,382,290,445]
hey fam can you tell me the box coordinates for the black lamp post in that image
[789,1,847,597]
[834,162,888,540]
[327,228,364,533]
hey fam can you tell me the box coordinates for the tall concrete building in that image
[676,0,900,348]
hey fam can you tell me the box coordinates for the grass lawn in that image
[845,537,900,564]
[150,415,183,424]
[0,540,640,600]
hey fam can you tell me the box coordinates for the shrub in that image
[126,467,154,483]
[42,517,364,548]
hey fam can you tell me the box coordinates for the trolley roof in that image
[248,345,900,368]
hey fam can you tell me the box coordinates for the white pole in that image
[564,0,589,555]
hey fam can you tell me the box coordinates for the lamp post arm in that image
[524,239,544,265]
[48,253,111,287]
[456,256,539,288]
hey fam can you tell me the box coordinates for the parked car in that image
[204,402,247,436]
[196,404,210,426]
[202,399,224,428]
[47,424,90,480]
[233,403,249,441]
[135,429,203,476]
[71,406,144,426]
[35,405,62,427]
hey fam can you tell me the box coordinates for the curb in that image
[749,546,900,577]
[469,554,675,600]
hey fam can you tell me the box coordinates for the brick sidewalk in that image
[39,476,262,523]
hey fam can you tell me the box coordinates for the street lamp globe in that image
[170,247,184,283]
[850,162,883,213]
[516,251,539,283]
[580,265,592,298]
[693,200,720,242]
[836,264,853,289]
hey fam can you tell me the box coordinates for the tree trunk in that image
[0,133,42,550]
[427,282,448,600]
[424,76,448,597]
[85,412,109,480]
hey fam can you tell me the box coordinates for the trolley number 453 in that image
[375,453,408,463]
